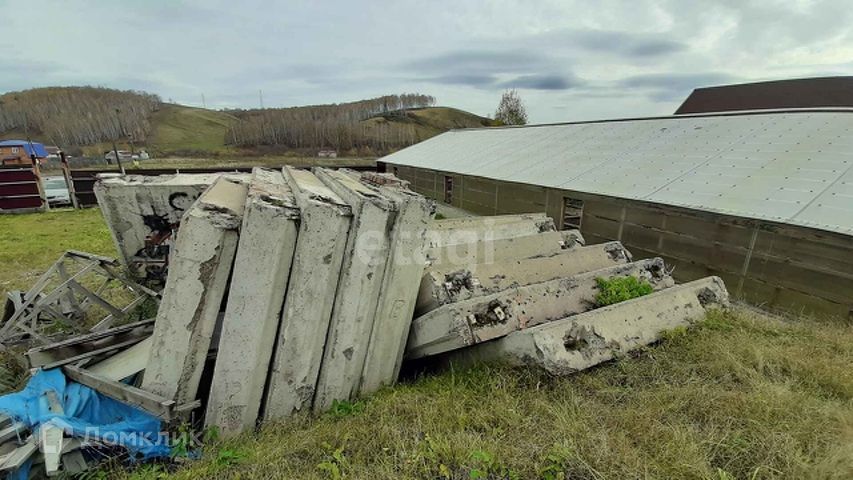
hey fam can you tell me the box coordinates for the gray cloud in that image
[566,30,688,58]
[621,72,737,90]
[1,0,851,123]
[426,74,499,88]
[498,74,581,90]
[408,50,580,91]
[408,50,548,75]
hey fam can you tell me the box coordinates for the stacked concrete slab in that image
[90,168,440,436]
[91,168,728,441]
[426,214,556,248]
[407,258,674,359]
[426,229,583,268]
[406,217,730,376]
[205,169,300,435]
[263,167,353,419]
[358,180,432,396]
[450,277,729,374]
[142,176,248,404]
[415,241,632,316]
[312,169,395,411]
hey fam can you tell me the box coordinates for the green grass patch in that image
[594,275,654,306]
[0,208,116,311]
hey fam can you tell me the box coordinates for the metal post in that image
[114,109,126,175]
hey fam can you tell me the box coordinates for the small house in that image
[0,140,48,166]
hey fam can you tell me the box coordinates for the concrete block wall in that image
[388,163,853,320]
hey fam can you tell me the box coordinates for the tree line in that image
[0,87,440,154]
[0,86,161,147]
[225,93,436,153]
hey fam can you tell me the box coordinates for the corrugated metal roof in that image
[382,109,853,236]
[0,140,48,158]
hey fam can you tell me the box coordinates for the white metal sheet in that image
[382,110,853,235]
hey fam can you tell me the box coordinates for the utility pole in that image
[259,89,264,109]
[201,93,207,109]
[113,108,126,175]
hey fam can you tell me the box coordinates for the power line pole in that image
[201,93,207,109]
[259,89,264,109]
[113,108,126,175]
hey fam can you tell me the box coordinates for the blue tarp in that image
[0,369,170,478]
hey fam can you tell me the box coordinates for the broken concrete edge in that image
[282,166,351,217]
[191,176,251,229]
[416,241,633,316]
[315,168,397,213]
[444,276,730,375]
[406,257,674,360]
[426,229,583,270]
[248,167,300,216]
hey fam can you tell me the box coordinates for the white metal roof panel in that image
[382,110,853,236]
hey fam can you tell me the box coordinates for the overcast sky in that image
[2,0,852,123]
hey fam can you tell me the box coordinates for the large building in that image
[381,107,853,319]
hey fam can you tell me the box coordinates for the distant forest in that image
[0,87,161,146]
[0,87,439,154]
[226,93,437,153]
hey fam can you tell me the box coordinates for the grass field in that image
[0,208,116,312]
[1,210,851,479]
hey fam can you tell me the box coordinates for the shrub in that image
[594,276,654,307]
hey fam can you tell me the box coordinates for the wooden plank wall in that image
[390,164,853,320]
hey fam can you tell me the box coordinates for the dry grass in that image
[126,309,852,480]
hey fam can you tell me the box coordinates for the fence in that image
[0,164,46,213]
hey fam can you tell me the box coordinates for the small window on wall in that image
[444,175,453,204]
[562,197,584,230]
[393,166,399,177]
[11,147,19,154]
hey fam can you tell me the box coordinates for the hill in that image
[0,87,494,158]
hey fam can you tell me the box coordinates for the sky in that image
[2,0,852,123]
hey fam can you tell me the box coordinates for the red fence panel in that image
[0,165,45,213]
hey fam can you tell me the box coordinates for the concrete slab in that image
[312,168,395,411]
[453,277,729,375]
[431,213,550,230]
[416,241,631,315]
[406,257,674,359]
[427,230,583,269]
[263,167,351,419]
[426,216,556,248]
[206,168,300,435]
[141,177,247,404]
[358,184,434,396]
[94,173,248,280]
